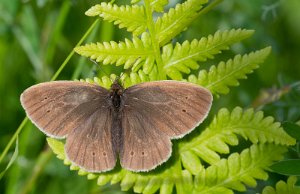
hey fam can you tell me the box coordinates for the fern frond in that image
[155,0,208,45]
[74,33,155,71]
[193,144,287,193]
[79,71,156,90]
[85,3,146,35]
[46,105,294,194]
[150,0,169,12]
[47,137,193,194]
[188,47,271,95]
[131,0,142,4]
[47,138,288,194]
[179,107,295,173]
[162,29,254,80]
[262,176,300,194]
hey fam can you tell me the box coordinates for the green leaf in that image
[194,144,287,193]
[270,159,300,176]
[46,104,293,194]
[162,29,254,80]
[131,0,142,4]
[79,71,153,90]
[85,2,146,35]
[282,121,300,140]
[155,0,208,45]
[179,107,295,171]
[150,0,168,12]
[262,176,300,194]
[189,47,272,95]
[74,33,154,71]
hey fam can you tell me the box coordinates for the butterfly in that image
[20,79,212,172]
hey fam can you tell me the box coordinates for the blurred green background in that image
[0,0,300,193]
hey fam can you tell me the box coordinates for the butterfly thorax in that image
[110,80,123,110]
[110,80,124,154]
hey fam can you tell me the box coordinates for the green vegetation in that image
[1,0,300,194]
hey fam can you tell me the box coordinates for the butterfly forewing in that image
[120,81,212,171]
[21,81,117,172]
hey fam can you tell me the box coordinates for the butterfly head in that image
[111,77,123,91]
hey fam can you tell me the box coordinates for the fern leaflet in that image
[179,107,295,174]
[188,47,272,95]
[79,69,157,89]
[194,144,287,194]
[74,33,156,72]
[155,0,208,45]
[85,2,146,35]
[262,176,300,194]
[150,0,169,12]
[47,138,288,194]
[162,29,254,80]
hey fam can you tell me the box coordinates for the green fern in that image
[45,0,297,193]
[74,33,156,72]
[188,47,271,95]
[47,137,288,194]
[47,106,295,194]
[179,107,295,174]
[155,0,208,45]
[162,29,255,80]
[262,176,300,194]
[86,3,146,36]
[150,0,169,12]
[193,144,287,194]
[79,67,159,89]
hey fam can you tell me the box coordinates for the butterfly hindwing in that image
[65,107,116,172]
[120,81,212,171]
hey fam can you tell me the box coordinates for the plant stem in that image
[0,19,100,166]
[0,118,27,165]
[51,19,100,81]
[19,149,53,194]
[198,0,224,16]
[144,0,166,80]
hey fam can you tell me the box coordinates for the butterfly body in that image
[21,80,212,172]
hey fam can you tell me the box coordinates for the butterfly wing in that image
[120,81,212,171]
[21,81,116,172]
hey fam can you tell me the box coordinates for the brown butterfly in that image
[20,80,212,172]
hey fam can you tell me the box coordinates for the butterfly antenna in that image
[89,59,115,82]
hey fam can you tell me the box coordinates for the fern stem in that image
[144,0,165,80]
[0,19,100,167]
[0,118,28,164]
[51,18,100,81]
[19,149,52,194]
[198,0,224,16]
